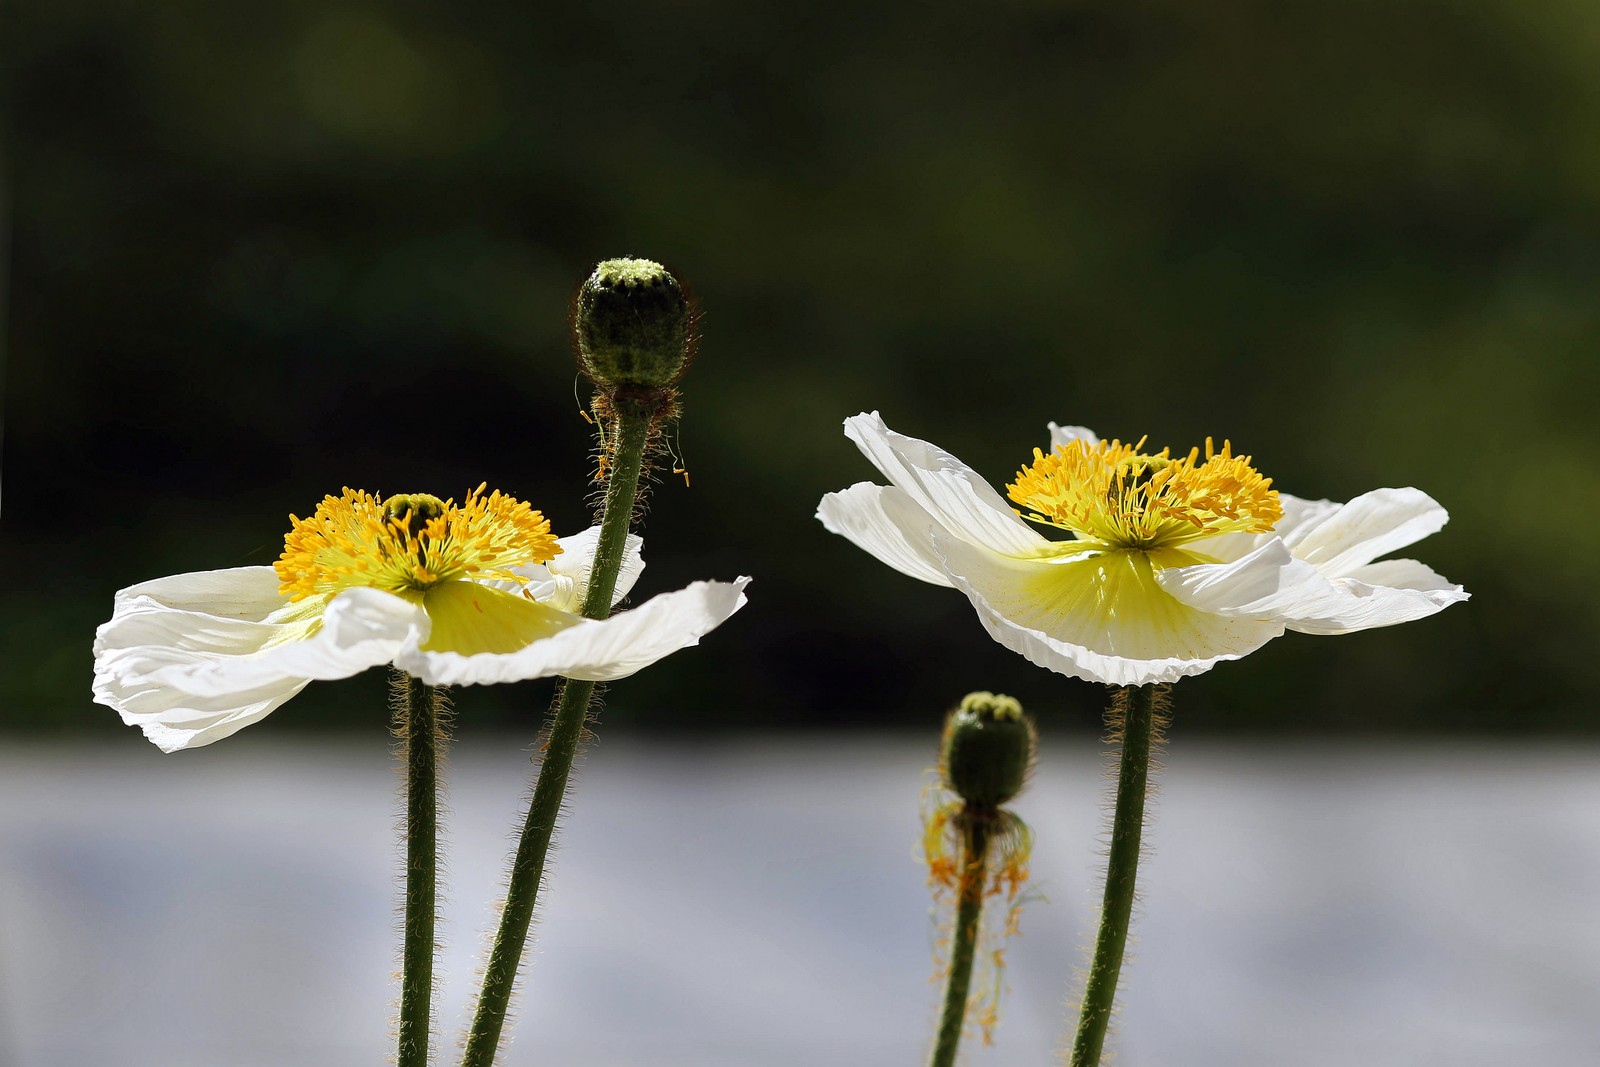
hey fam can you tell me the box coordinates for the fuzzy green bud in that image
[575,257,691,388]
[940,691,1036,809]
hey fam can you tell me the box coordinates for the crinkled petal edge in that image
[843,412,1051,558]
[93,570,426,751]
[816,482,954,587]
[397,577,751,687]
[1159,538,1468,635]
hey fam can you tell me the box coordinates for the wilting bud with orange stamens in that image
[923,691,1037,1049]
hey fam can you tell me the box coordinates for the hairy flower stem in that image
[461,403,655,1067]
[930,813,993,1067]
[1070,684,1160,1067]
[395,671,447,1067]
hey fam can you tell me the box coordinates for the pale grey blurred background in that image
[4,734,1596,1066]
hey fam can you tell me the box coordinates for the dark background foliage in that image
[5,0,1595,740]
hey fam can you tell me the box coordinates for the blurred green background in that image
[4,0,1594,739]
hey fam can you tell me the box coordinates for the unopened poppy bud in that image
[575,257,691,389]
[940,691,1036,809]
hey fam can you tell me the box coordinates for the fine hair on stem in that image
[1062,683,1170,1067]
[390,670,452,1067]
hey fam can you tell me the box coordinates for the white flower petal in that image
[843,412,1050,557]
[1047,423,1100,450]
[549,526,647,606]
[1282,556,1470,635]
[95,569,299,688]
[400,578,751,687]
[94,668,312,753]
[492,528,646,612]
[115,566,287,619]
[93,573,425,751]
[816,482,954,587]
[1281,581,1470,635]
[1159,540,1320,618]
[1343,557,1458,592]
[1157,539,1332,617]
[1161,543,1469,635]
[935,534,1283,686]
[146,587,425,695]
[1273,493,1344,545]
[1282,487,1449,577]
[91,567,318,752]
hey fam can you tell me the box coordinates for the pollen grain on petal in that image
[274,485,562,601]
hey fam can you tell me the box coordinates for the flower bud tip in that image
[940,691,1036,809]
[575,257,691,389]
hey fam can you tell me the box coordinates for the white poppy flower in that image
[817,412,1466,687]
[94,485,750,752]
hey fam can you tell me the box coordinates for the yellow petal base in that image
[418,582,580,656]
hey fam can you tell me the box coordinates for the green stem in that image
[930,813,992,1067]
[1070,684,1158,1067]
[460,402,655,1067]
[397,671,444,1067]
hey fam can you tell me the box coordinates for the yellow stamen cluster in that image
[275,484,560,602]
[1007,436,1282,550]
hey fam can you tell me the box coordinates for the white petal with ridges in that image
[935,534,1283,685]
[1280,581,1469,635]
[843,412,1050,558]
[115,566,287,619]
[1281,487,1449,576]
[1159,487,1468,634]
[398,577,751,687]
[95,569,303,690]
[145,587,424,694]
[95,669,312,753]
[93,572,425,751]
[1273,493,1344,545]
[816,482,954,587]
[92,567,319,752]
[1157,539,1331,618]
[1282,555,1469,635]
[1344,557,1459,591]
[1160,543,1468,635]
